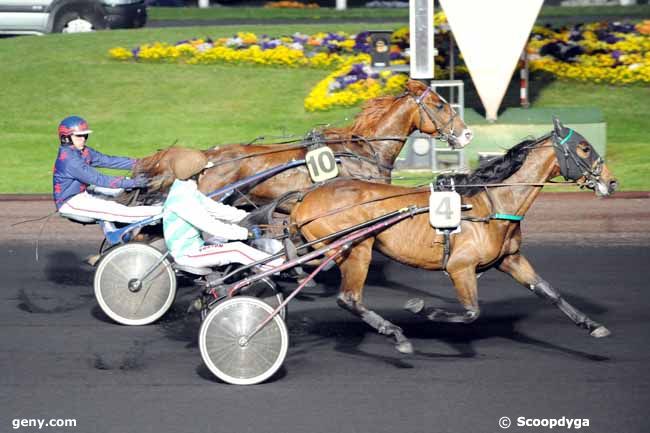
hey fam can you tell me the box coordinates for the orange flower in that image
[636,20,650,35]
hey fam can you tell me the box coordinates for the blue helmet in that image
[58,116,93,144]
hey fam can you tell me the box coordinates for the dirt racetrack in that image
[2,193,649,246]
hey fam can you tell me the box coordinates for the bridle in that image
[409,87,460,146]
[551,128,604,189]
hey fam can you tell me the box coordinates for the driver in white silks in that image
[162,149,284,272]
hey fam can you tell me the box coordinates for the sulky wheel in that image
[240,276,286,321]
[199,297,289,385]
[94,243,176,326]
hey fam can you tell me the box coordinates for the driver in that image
[162,149,284,272]
[53,116,161,223]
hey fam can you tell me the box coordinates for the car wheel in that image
[53,11,104,33]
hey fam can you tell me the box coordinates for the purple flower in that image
[261,40,281,50]
[132,47,140,59]
[596,30,622,44]
[354,32,371,53]
[610,22,635,34]
[569,29,583,42]
[293,33,308,44]
[350,63,365,74]
[611,50,623,61]
[540,41,584,62]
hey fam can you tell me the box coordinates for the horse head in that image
[405,80,473,149]
[132,146,204,195]
[552,117,617,197]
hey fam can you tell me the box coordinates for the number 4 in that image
[435,197,453,219]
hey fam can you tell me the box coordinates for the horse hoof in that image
[396,341,414,354]
[590,326,611,338]
[404,298,424,314]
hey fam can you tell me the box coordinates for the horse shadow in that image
[285,259,456,304]
[44,249,95,286]
[17,249,95,314]
[288,293,610,368]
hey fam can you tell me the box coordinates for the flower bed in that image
[527,21,650,85]
[108,16,650,111]
[108,30,413,111]
[264,1,319,8]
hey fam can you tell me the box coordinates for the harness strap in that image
[491,213,524,221]
[294,186,429,229]
[441,231,451,272]
[559,129,574,145]
[334,151,394,172]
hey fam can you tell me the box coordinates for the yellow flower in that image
[108,47,133,60]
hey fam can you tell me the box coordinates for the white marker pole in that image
[410,0,434,79]
[198,0,209,8]
[336,0,347,11]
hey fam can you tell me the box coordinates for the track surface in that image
[1,197,649,433]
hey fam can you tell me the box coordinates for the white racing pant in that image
[59,191,162,223]
[174,241,284,272]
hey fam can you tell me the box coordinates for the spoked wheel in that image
[199,297,289,385]
[240,276,287,320]
[94,243,176,326]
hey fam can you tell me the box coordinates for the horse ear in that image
[405,79,425,93]
[552,116,564,135]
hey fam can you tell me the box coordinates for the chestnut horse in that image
[290,118,617,353]
[129,80,472,204]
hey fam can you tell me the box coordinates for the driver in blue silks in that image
[53,115,162,223]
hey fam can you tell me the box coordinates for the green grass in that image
[0,24,648,193]
[535,83,650,191]
[393,82,650,191]
[0,24,386,193]
[540,5,650,18]
[148,6,409,21]
[147,5,650,22]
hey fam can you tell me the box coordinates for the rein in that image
[295,178,577,229]
[295,187,429,229]
[206,135,407,169]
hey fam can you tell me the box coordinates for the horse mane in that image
[325,94,401,138]
[133,147,171,177]
[114,146,177,205]
[437,135,549,196]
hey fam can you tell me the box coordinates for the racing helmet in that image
[170,148,215,180]
[58,116,93,144]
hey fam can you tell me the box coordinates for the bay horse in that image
[290,118,617,353]
[130,79,472,204]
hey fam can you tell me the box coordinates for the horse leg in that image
[335,239,414,354]
[498,253,610,337]
[406,267,481,323]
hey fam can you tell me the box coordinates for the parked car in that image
[0,0,147,34]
